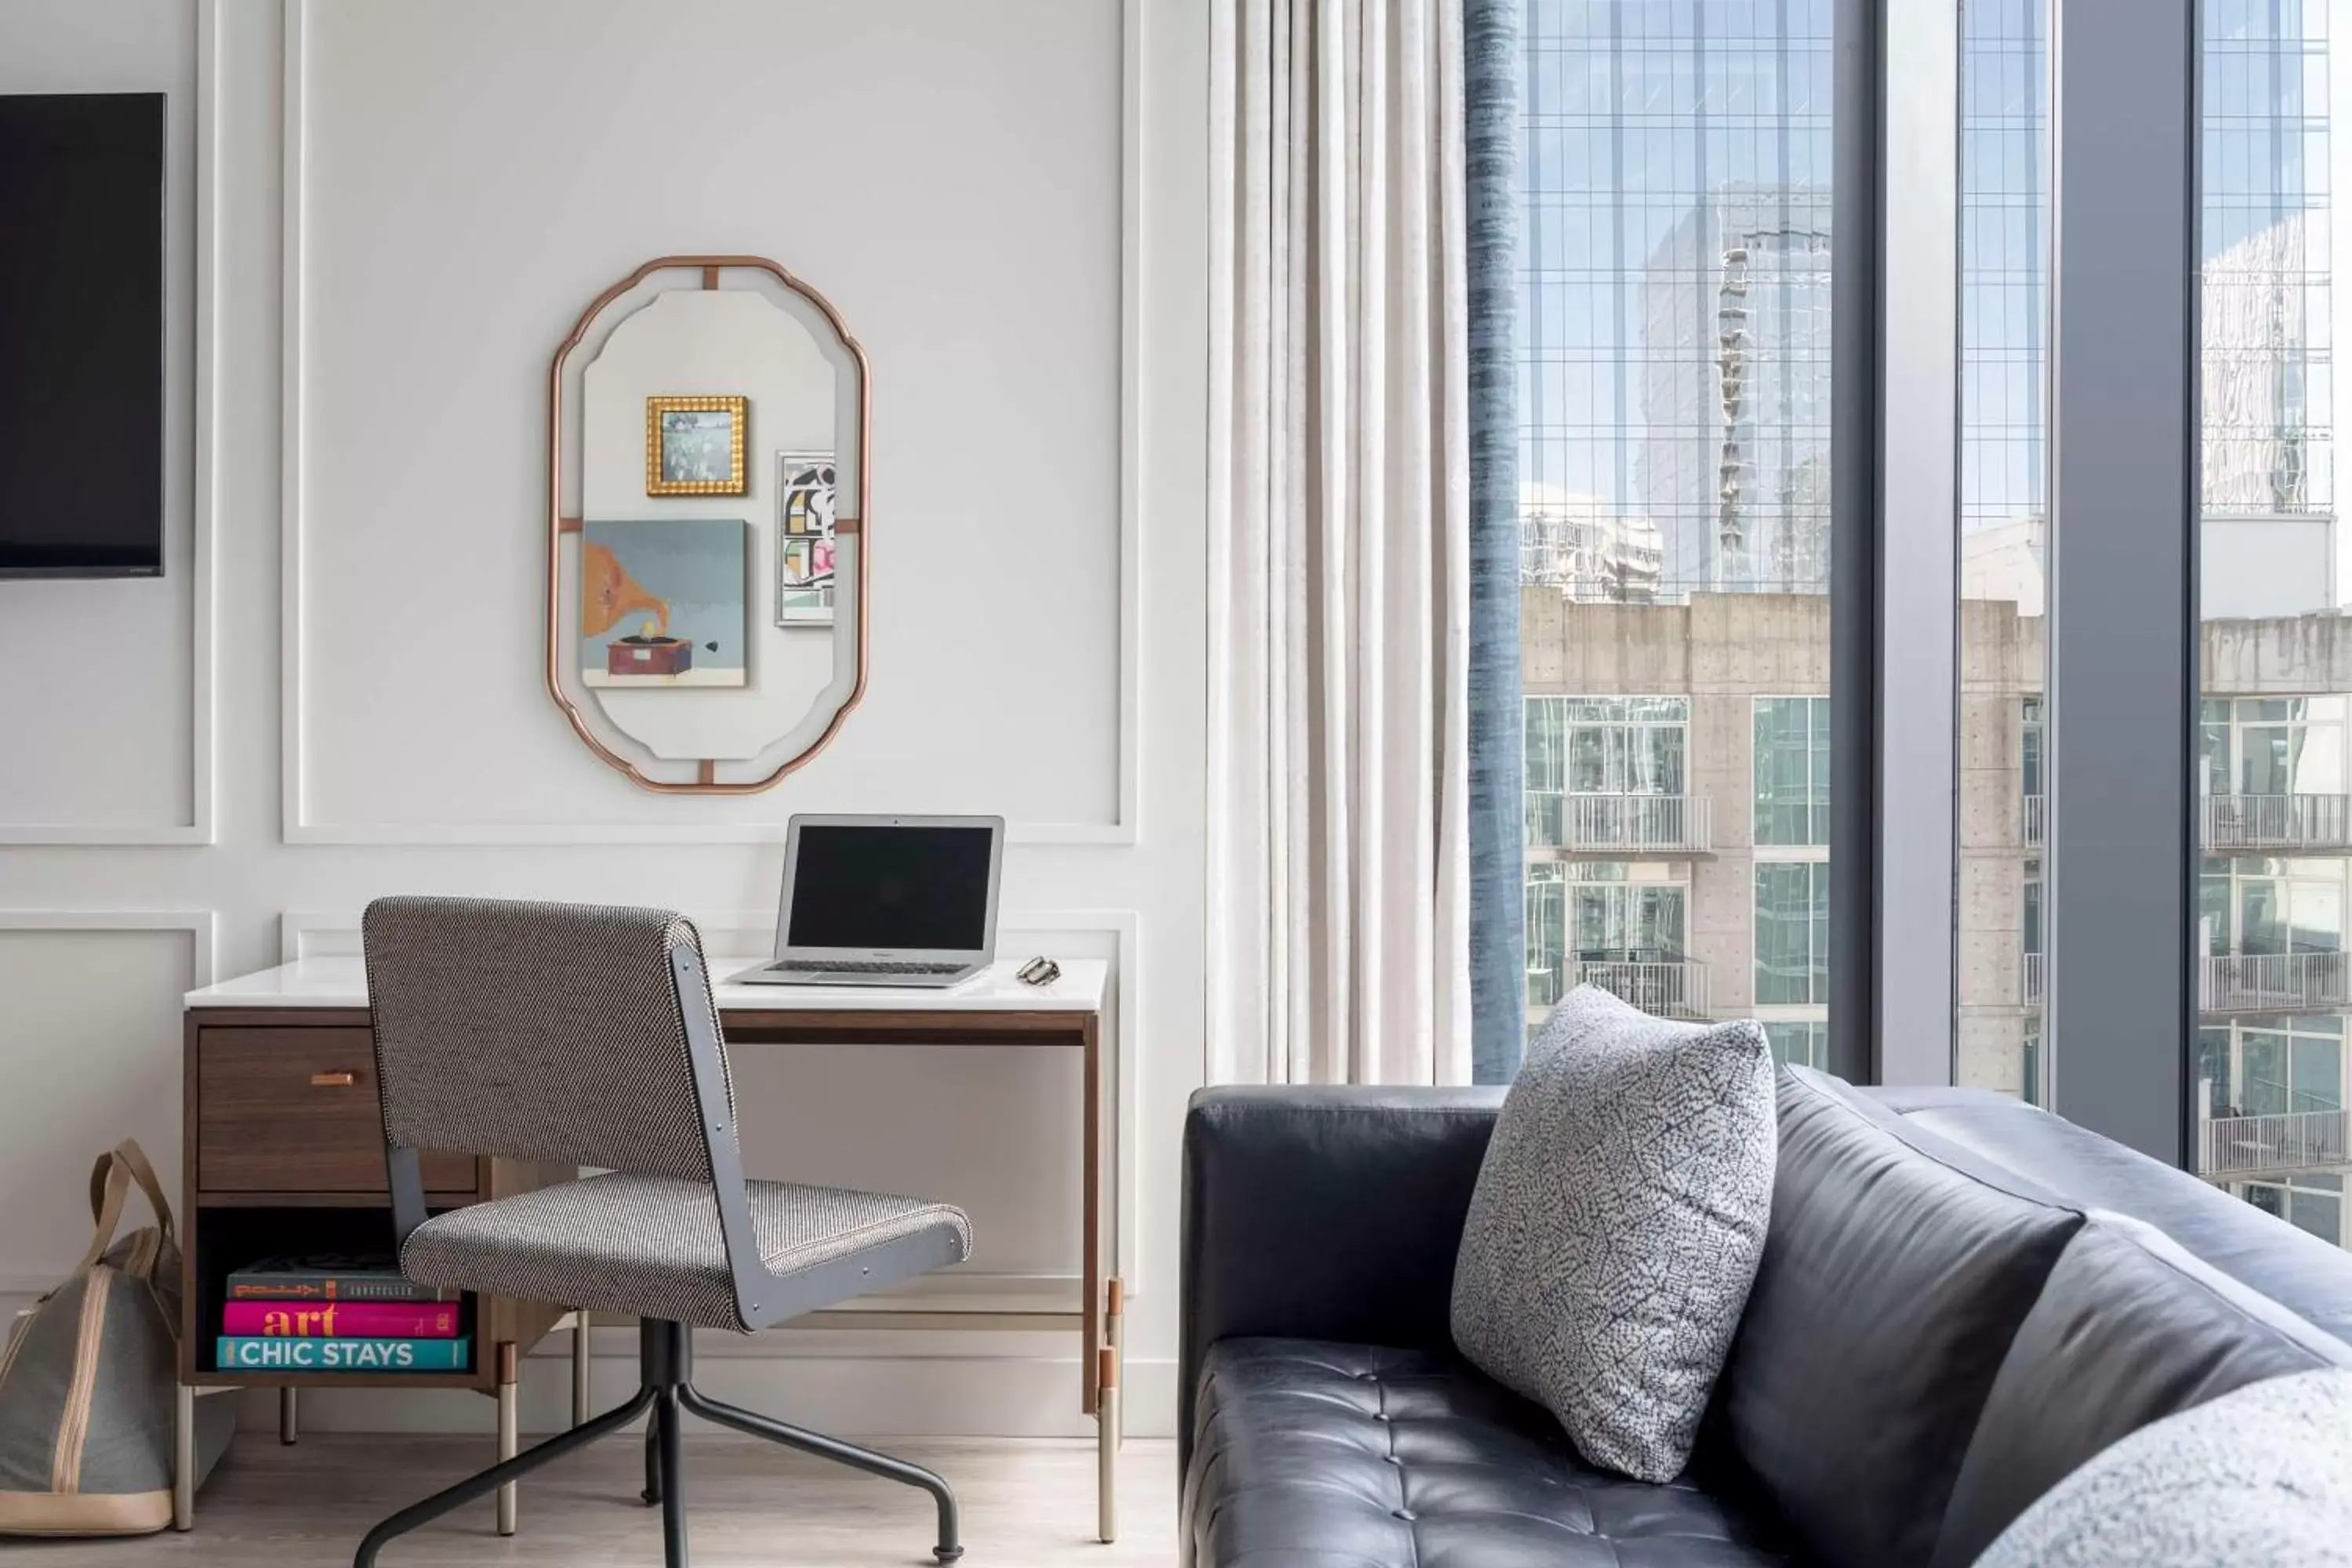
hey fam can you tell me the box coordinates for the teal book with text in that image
[216,1335,470,1372]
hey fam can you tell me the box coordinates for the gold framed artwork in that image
[644,394,748,495]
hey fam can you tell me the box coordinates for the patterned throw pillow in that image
[1973,1369,2352,1568]
[1449,984,1777,1483]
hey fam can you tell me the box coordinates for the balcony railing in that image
[2198,1109,2352,1182]
[2202,793,2352,852]
[1567,960,1711,1020]
[2199,950,2352,1015]
[1526,792,1714,855]
[2023,951,2044,1007]
[2023,793,2046,847]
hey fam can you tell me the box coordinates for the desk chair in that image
[351,895,972,1567]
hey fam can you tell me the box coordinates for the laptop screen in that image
[786,823,996,953]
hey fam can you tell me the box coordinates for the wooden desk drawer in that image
[197,1028,477,1195]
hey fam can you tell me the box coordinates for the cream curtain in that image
[1206,0,1472,1086]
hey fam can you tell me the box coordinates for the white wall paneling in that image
[0,0,216,844]
[0,0,1207,1439]
[279,0,1145,846]
[0,911,216,1297]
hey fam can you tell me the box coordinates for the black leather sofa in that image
[1180,1070,2352,1567]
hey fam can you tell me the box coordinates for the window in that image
[1525,696,1700,851]
[2198,856,2349,1019]
[1755,862,1831,1005]
[2192,0,2352,1252]
[2227,862,2345,957]
[1956,0,2051,1104]
[2023,858,2044,1007]
[2200,1012,2344,1116]
[2021,1014,2044,1108]
[1526,696,1689,796]
[1495,0,2352,1261]
[1566,870,1689,960]
[1764,1019,1830,1070]
[2204,698,2352,851]
[2021,698,2045,842]
[1753,697,1832,847]
[1754,691,1831,1039]
[2245,1176,2345,1246]
[2208,697,2350,796]
[1516,0,1837,1052]
[1525,861,1698,1024]
[1526,864,1568,1012]
[2292,1176,2345,1245]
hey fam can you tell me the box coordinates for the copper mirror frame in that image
[544,255,871,793]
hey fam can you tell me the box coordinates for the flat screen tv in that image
[0,93,165,578]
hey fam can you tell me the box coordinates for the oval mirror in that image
[546,256,867,792]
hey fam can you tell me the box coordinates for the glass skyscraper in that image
[1519,0,1838,1065]
[2194,0,2352,1247]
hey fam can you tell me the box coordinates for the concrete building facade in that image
[1523,575,2352,1247]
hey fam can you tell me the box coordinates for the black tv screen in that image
[0,93,165,578]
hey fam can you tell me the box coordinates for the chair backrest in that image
[361,895,739,1182]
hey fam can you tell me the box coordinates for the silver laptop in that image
[732,814,1005,988]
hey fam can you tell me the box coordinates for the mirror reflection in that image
[548,260,866,792]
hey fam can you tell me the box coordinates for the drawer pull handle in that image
[309,1070,359,1087]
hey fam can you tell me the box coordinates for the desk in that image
[180,956,1120,1540]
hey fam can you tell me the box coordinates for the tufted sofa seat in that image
[1185,1338,1795,1566]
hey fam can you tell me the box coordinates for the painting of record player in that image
[580,517,750,687]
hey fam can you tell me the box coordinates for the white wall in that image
[0,0,1207,1441]
[0,0,203,839]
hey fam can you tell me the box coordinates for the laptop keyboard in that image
[771,959,968,976]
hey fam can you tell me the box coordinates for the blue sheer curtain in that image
[1467,0,1524,1083]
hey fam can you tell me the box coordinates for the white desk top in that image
[187,956,1108,1014]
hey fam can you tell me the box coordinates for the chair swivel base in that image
[353,1319,963,1567]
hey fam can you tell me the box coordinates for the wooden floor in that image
[22,1434,1178,1566]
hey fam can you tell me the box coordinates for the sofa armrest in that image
[1178,1084,1505,1470]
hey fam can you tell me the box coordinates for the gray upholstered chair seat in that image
[401,1173,974,1332]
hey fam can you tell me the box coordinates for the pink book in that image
[221,1301,462,1338]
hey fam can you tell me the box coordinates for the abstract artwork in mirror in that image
[548,256,868,792]
[775,451,836,625]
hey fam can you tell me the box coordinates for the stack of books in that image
[216,1254,470,1372]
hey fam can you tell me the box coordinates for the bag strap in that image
[79,1140,175,1272]
[88,1140,174,1240]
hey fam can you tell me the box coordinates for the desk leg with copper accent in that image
[495,1341,520,1535]
[1099,1277,1125,1542]
[1105,1276,1125,1450]
[1097,1344,1119,1543]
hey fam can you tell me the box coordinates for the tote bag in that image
[0,1141,230,1535]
